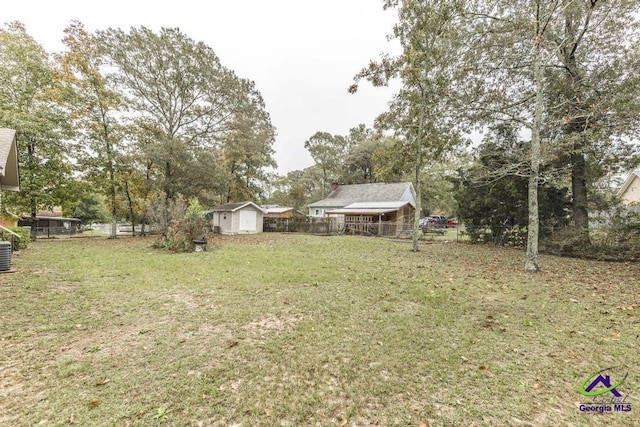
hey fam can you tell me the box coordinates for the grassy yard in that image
[0,234,638,426]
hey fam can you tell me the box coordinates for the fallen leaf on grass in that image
[229,340,239,348]
[420,421,429,427]
[534,382,544,389]
[94,379,110,386]
[87,400,100,408]
[479,365,487,370]
[340,418,348,426]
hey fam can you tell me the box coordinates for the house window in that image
[223,214,227,220]
[315,209,320,216]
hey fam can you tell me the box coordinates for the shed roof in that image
[0,128,20,191]
[211,201,266,213]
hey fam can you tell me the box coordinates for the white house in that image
[0,128,20,192]
[307,182,417,218]
[617,170,640,211]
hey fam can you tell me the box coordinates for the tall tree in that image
[459,0,569,271]
[100,27,242,230]
[546,0,640,239]
[303,131,347,197]
[454,125,570,244]
[461,0,640,269]
[56,21,125,238]
[342,138,384,184]
[101,27,276,227]
[0,22,72,239]
[351,0,466,252]
[339,124,383,184]
[72,192,109,226]
[219,78,276,203]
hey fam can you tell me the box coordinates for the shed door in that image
[239,210,257,231]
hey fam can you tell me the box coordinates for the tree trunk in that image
[412,82,429,253]
[163,160,172,235]
[412,143,422,253]
[30,199,37,241]
[571,150,590,236]
[525,10,544,273]
[227,160,237,203]
[109,185,117,239]
[108,143,117,239]
[27,141,37,241]
[124,179,136,237]
[110,213,117,239]
[562,2,591,242]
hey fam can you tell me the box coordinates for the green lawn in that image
[1,234,638,426]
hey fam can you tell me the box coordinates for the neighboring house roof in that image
[328,201,414,215]
[0,128,20,192]
[263,206,304,215]
[264,207,294,214]
[617,170,640,200]
[308,182,416,208]
[210,201,266,213]
[20,215,81,222]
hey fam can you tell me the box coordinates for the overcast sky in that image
[4,0,401,174]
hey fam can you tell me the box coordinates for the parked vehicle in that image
[427,215,448,228]
[448,217,458,228]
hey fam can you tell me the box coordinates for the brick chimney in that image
[330,182,338,192]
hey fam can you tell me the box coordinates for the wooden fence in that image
[264,215,414,238]
[263,217,339,234]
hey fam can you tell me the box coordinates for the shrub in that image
[541,211,640,262]
[1,226,31,250]
[154,198,209,253]
[149,195,188,236]
[504,225,527,249]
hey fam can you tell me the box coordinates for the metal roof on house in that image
[328,201,414,215]
[308,182,416,208]
[20,215,81,222]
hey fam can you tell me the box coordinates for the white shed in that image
[208,201,265,235]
